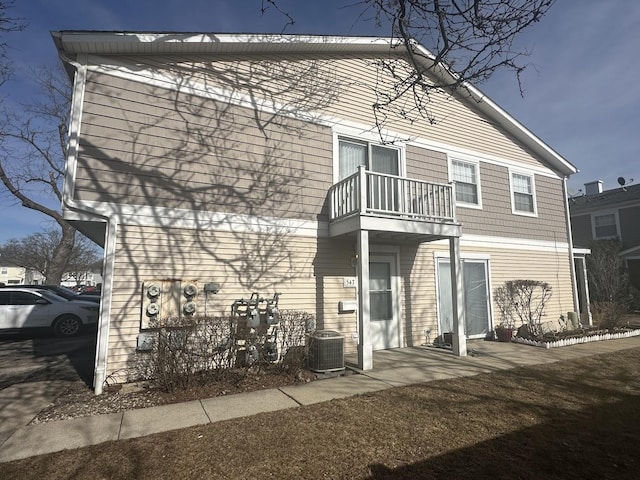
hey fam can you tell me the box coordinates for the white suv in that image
[0,288,99,337]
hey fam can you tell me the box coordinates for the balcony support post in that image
[449,236,467,357]
[357,229,373,370]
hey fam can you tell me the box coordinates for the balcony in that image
[328,166,461,241]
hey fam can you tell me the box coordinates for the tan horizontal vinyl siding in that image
[407,144,568,243]
[328,58,546,170]
[105,225,359,377]
[424,243,574,331]
[104,225,575,377]
[406,145,448,183]
[104,54,553,171]
[76,71,333,221]
[485,248,574,327]
[458,164,568,242]
[401,243,439,347]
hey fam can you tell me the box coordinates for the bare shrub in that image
[586,240,633,326]
[138,311,314,392]
[494,280,552,337]
[591,302,628,330]
[275,310,315,375]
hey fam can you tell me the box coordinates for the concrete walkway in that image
[1,336,639,463]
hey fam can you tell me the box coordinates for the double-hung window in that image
[510,171,537,216]
[593,213,618,239]
[450,158,480,207]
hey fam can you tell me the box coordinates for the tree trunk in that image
[46,222,76,284]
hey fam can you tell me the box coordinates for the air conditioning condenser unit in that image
[307,330,344,373]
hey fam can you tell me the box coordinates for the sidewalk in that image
[1,336,639,463]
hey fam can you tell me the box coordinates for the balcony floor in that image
[329,213,461,242]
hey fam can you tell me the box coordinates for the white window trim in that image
[433,251,494,334]
[332,127,406,183]
[591,210,620,240]
[509,168,538,217]
[447,155,483,210]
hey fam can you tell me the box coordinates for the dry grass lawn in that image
[4,347,640,479]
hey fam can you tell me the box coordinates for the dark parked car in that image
[0,285,101,304]
[0,288,99,336]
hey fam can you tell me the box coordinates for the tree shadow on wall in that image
[72,55,344,380]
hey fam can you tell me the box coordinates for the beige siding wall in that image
[111,53,548,169]
[407,145,568,242]
[107,224,359,377]
[78,57,564,239]
[106,224,574,379]
[77,71,333,221]
[458,165,568,241]
[406,145,448,183]
[399,242,575,347]
[81,54,577,380]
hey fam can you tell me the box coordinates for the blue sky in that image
[1,0,638,244]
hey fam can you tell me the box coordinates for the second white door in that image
[369,254,400,350]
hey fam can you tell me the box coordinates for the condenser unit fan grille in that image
[308,330,344,373]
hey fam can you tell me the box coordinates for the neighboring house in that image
[570,180,640,289]
[0,263,45,285]
[53,32,580,394]
[61,271,103,289]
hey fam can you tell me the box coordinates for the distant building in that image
[0,263,45,285]
[61,271,103,289]
[570,180,640,289]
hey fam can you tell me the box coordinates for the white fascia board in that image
[465,84,577,176]
[55,31,397,56]
[408,136,560,180]
[411,42,577,178]
[430,233,570,253]
[573,248,591,256]
[67,200,328,238]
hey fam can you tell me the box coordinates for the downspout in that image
[562,176,580,314]
[60,49,116,395]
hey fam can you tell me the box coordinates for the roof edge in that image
[52,31,578,177]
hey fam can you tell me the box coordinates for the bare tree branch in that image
[0,228,100,281]
[260,0,554,136]
[261,0,295,33]
[0,63,79,283]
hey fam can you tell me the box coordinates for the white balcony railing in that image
[329,166,456,223]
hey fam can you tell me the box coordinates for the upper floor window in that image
[450,158,481,207]
[593,213,618,239]
[338,138,399,180]
[510,171,537,216]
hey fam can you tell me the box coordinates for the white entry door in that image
[369,254,400,350]
[437,258,491,339]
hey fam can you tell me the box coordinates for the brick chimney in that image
[584,180,603,195]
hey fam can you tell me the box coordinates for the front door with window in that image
[369,254,400,349]
[437,258,491,339]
